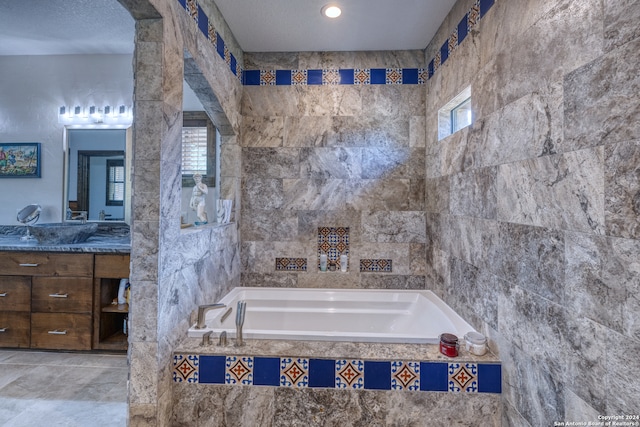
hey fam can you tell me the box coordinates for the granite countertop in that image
[0,224,131,253]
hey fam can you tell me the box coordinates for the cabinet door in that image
[0,312,30,348]
[30,313,92,350]
[31,277,93,313]
[0,276,31,312]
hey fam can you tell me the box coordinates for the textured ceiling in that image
[0,0,135,56]
[0,0,455,55]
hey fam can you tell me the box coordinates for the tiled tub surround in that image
[172,339,501,426]
[241,50,429,292]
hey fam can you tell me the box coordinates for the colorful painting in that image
[0,143,41,178]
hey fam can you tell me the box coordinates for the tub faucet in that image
[235,300,246,347]
[194,303,226,329]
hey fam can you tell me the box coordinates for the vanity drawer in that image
[0,312,30,348]
[0,276,31,312]
[30,313,92,350]
[0,252,93,277]
[95,254,130,278]
[31,277,93,313]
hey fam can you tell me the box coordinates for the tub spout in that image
[195,303,226,329]
[235,300,246,347]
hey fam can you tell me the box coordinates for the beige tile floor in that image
[0,350,127,427]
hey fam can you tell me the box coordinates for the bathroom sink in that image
[29,222,99,245]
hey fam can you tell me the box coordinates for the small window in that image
[438,86,472,140]
[106,159,124,206]
[182,111,216,187]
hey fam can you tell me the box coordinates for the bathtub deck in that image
[174,334,499,363]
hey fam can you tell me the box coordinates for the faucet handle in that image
[194,303,226,329]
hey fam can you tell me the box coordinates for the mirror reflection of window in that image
[181,111,216,187]
[106,159,125,206]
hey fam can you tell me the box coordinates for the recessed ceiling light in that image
[321,4,342,18]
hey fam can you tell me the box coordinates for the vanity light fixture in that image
[321,4,342,18]
[58,104,133,127]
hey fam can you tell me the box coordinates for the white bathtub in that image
[187,287,476,344]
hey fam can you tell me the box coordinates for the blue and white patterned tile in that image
[226,356,254,385]
[173,354,199,383]
[280,358,309,387]
[359,259,392,272]
[391,361,420,391]
[323,69,341,85]
[468,0,481,30]
[336,359,364,389]
[354,69,371,85]
[260,70,276,86]
[449,28,458,53]
[276,257,307,271]
[418,68,428,84]
[186,0,198,22]
[207,22,217,50]
[386,68,403,84]
[448,363,478,392]
[291,69,308,86]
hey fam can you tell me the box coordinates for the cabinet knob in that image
[47,330,68,335]
[0,328,7,332]
[18,263,39,267]
[0,292,7,297]
[49,293,69,298]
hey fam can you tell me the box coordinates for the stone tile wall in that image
[240,51,428,290]
[425,0,640,425]
[124,0,243,425]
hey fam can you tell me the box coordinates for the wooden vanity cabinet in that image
[0,276,31,348]
[0,251,129,352]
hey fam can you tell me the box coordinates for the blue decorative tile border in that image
[243,68,428,86]
[177,0,243,81]
[173,353,502,394]
[177,0,496,86]
[427,0,495,79]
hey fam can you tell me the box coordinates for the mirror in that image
[64,128,132,223]
[17,203,42,224]
[17,203,41,241]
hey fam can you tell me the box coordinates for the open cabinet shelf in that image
[93,254,130,352]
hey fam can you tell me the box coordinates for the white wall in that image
[0,54,133,223]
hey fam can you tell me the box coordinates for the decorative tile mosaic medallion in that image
[281,358,309,387]
[173,354,199,383]
[260,70,276,86]
[359,259,392,272]
[336,359,364,389]
[275,258,307,271]
[226,356,254,385]
[318,227,349,270]
[391,361,420,391]
[448,363,478,392]
[174,353,502,395]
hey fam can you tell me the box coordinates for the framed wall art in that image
[0,142,41,178]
